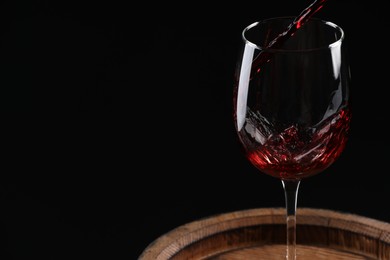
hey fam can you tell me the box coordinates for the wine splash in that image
[242,108,351,180]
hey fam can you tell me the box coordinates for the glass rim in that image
[242,16,345,52]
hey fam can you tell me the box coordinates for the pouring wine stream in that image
[250,0,329,79]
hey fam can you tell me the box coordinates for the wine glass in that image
[233,17,351,259]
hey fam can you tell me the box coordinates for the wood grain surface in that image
[139,208,390,260]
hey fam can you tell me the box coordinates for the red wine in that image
[234,0,349,180]
[250,0,329,79]
[240,108,351,180]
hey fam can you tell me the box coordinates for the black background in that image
[1,1,389,259]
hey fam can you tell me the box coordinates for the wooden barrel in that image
[139,208,390,260]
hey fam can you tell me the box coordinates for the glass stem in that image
[282,179,301,260]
